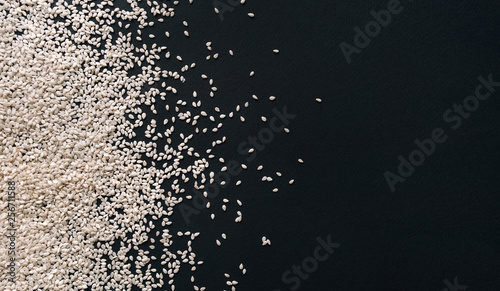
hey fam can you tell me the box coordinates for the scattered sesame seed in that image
[1,2,303,290]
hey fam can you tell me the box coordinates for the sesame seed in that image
[2,1,296,290]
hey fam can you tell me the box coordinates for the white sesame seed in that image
[2,2,287,290]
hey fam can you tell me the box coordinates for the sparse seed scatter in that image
[0,0,302,290]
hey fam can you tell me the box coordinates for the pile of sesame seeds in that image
[0,0,309,290]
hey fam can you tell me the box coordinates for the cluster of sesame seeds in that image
[261,236,272,246]
[0,0,306,290]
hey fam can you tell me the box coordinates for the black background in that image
[123,0,500,290]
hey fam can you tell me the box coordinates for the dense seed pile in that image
[0,0,301,290]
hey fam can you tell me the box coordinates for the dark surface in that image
[123,0,500,290]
